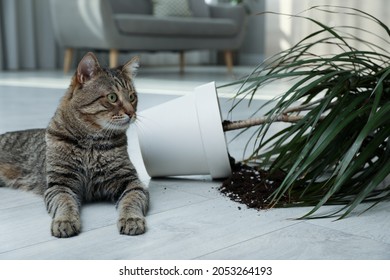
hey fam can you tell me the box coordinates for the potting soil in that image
[219,158,292,210]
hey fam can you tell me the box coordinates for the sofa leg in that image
[224,50,233,73]
[63,48,73,74]
[179,51,185,74]
[109,49,119,68]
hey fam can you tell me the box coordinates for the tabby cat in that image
[0,52,149,238]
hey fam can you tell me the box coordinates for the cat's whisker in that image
[96,121,112,140]
[131,117,144,130]
[99,120,124,140]
[132,114,150,126]
[132,114,160,130]
[131,115,157,136]
[105,122,116,139]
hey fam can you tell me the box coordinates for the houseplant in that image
[220,5,390,219]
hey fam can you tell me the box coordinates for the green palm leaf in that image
[224,6,390,219]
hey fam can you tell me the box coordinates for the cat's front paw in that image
[51,217,81,238]
[117,215,146,235]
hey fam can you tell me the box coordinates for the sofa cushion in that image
[110,0,210,18]
[115,14,238,37]
[110,0,152,14]
[152,0,192,17]
[188,0,210,18]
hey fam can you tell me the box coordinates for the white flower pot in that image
[136,82,231,179]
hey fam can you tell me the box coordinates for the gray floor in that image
[0,66,389,260]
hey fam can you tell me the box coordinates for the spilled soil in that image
[219,158,293,210]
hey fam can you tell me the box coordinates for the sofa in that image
[50,0,247,72]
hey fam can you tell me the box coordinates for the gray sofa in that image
[50,0,247,72]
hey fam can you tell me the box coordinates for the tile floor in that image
[0,65,389,259]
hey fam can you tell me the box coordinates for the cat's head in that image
[67,52,139,134]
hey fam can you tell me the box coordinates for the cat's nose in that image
[125,107,135,118]
[122,103,135,118]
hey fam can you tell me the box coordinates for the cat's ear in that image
[122,56,139,79]
[77,52,101,84]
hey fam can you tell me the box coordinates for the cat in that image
[0,52,149,238]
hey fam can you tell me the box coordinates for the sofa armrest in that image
[209,4,246,27]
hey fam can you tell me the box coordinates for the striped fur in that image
[0,52,149,238]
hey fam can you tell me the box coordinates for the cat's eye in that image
[129,93,136,103]
[107,93,118,103]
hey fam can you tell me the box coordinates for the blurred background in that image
[0,0,387,72]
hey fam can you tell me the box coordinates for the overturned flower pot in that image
[136,82,231,179]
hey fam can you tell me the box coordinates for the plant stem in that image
[223,115,305,131]
[223,99,331,132]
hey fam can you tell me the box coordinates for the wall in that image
[264,0,390,59]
